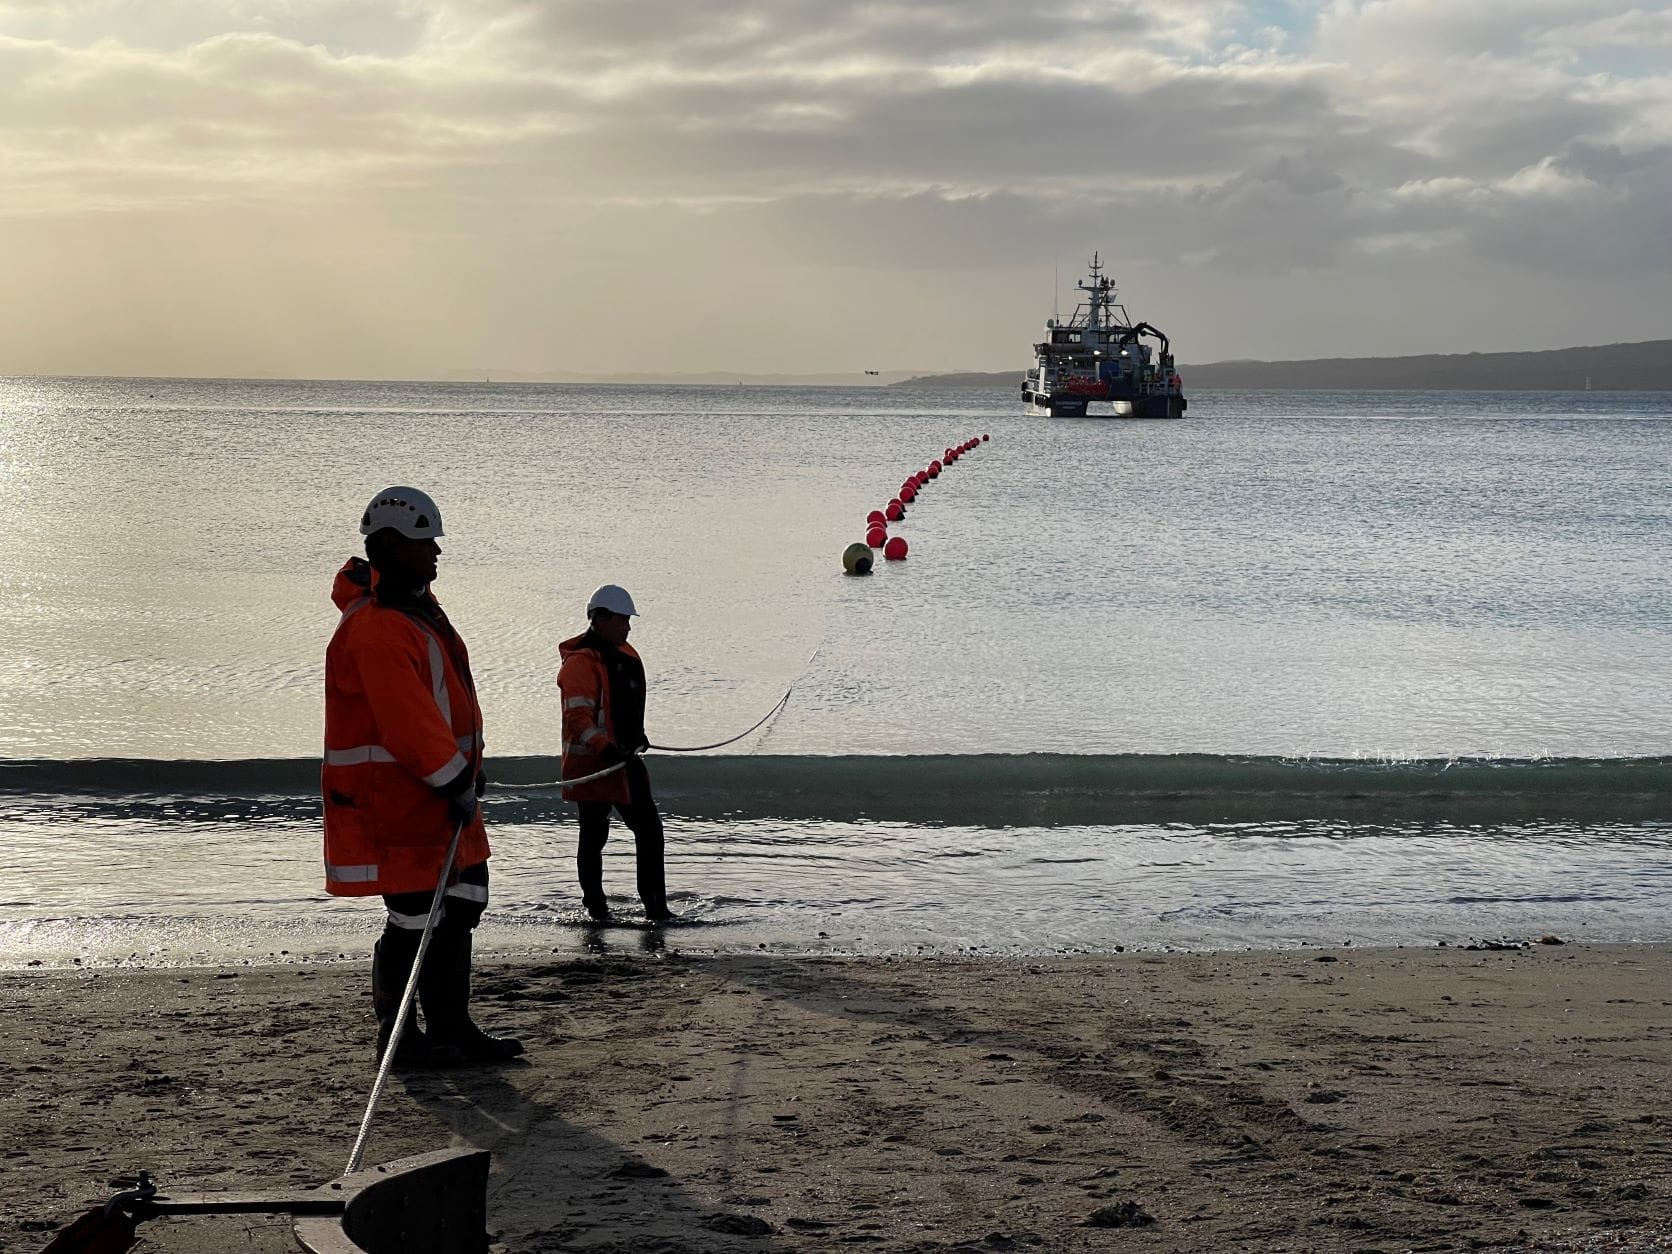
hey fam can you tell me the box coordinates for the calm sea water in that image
[1,377,1669,964]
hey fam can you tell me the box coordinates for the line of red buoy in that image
[842,433,992,574]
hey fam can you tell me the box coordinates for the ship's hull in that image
[1023,387,1186,419]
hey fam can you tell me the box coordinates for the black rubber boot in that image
[419,927,525,1064]
[578,841,609,920]
[372,931,433,1068]
[635,828,671,921]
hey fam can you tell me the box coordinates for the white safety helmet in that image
[359,487,444,540]
[586,584,638,617]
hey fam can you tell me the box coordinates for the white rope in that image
[345,815,466,1176]
[345,764,622,1167]
[345,650,820,1165]
[495,646,819,783]
[494,761,627,792]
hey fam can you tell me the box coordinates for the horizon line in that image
[5,335,1671,389]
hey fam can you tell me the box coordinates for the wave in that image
[3,753,1669,825]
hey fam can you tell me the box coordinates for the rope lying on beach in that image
[345,815,467,1176]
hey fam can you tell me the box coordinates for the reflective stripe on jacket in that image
[556,631,640,805]
[322,557,489,896]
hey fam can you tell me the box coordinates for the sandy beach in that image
[4,942,1671,1253]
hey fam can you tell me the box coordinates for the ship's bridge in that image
[1044,325,1145,355]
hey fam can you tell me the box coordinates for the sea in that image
[1,376,1669,968]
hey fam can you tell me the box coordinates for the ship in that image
[1022,254,1186,418]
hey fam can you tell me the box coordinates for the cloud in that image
[1,0,1669,374]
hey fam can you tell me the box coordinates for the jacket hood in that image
[559,630,640,662]
[331,556,375,611]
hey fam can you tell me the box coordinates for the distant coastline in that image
[441,369,921,387]
[894,338,1672,391]
[9,338,1667,389]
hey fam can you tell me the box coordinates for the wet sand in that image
[4,943,1671,1253]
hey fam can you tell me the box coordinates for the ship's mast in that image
[1075,252,1117,331]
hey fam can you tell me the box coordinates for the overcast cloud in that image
[1,0,1668,376]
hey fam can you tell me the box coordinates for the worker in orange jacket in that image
[323,486,522,1067]
[557,584,671,923]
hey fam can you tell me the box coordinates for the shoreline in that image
[11,918,1672,975]
[6,945,1672,1252]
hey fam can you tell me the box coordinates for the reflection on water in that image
[2,378,1670,761]
[4,811,1670,968]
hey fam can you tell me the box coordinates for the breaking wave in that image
[3,754,1668,826]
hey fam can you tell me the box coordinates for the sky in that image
[2,0,1670,378]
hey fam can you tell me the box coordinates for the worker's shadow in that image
[391,946,1055,1251]
[395,980,781,1253]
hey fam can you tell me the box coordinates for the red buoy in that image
[915,471,928,487]
[900,485,916,502]
[928,461,941,477]
[866,510,886,527]
[884,536,908,560]
[866,525,887,547]
[886,499,904,521]
[982,433,989,441]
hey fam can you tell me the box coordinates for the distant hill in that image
[444,369,917,386]
[894,339,1672,391]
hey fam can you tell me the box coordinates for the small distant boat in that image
[1022,254,1186,419]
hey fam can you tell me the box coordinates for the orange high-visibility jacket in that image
[556,632,640,805]
[322,558,488,895]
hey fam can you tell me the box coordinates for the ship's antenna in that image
[1053,260,1058,323]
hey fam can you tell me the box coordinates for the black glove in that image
[435,764,478,824]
